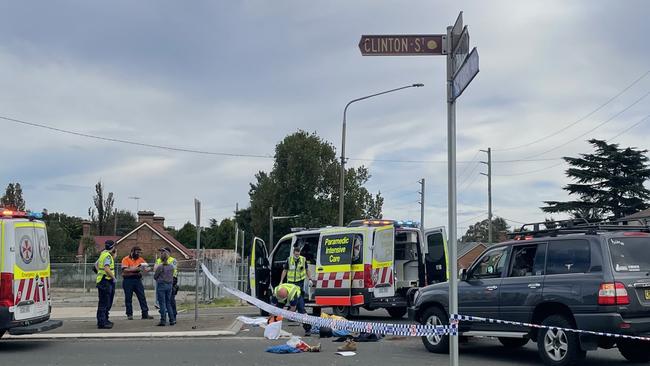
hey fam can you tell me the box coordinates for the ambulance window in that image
[273,239,292,265]
[352,234,363,265]
[301,236,319,264]
[319,234,353,266]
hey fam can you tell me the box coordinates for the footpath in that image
[5,287,262,340]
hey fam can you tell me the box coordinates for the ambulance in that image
[0,209,62,338]
[250,219,447,318]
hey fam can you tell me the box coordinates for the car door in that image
[423,227,447,285]
[498,243,547,332]
[459,246,508,330]
[249,237,270,303]
[314,230,357,306]
[372,225,395,298]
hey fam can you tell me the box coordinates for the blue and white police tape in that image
[201,264,453,337]
[451,314,650,342]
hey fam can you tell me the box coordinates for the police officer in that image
[271,283,311,336]
[96,240,117,329]
[280,245,313,292]
[155,247,178,318]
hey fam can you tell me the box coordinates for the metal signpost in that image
[359,11,478,366]
[194,198,201,326]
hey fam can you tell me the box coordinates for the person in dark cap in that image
[154,247,176,326]
[95,240,117,329]
[121,246,154,320]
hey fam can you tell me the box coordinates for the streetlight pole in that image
[269,208,300,252]
[339,83,424,226]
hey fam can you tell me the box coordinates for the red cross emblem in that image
[20,238,33,264]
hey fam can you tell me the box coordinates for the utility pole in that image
[480,147,492,244]
[113,208,118,235]
[418,179,425,232]
[269,206,273,253]
[234,202,239,288]
[193,199,201,327]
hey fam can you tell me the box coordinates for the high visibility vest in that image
[96,250,115,284]
[286,256,307,282]
[274,283,301,304]
[156,256,178,277]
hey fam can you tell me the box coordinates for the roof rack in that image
[509,218,650,239]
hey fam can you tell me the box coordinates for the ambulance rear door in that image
[249,237,270,303]
[372,225,395,298]
[314,229,359,306]
[11,220,51,321]
[423,226,448,285]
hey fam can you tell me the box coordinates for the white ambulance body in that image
[0,209,62,338]
[250,219,447,318]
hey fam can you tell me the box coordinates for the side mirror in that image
[459,268,468,281]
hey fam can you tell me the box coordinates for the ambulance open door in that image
[372,225,395,298]
[423,227,448,284]
[249,237,270,304]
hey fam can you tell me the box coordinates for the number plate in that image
[18,305,32,314]
[644,290,650,300]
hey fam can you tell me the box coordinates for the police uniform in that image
[96,242,116,328]
[284,255,308,292]
[272,283,311,334]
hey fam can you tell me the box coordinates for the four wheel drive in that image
[0,209,62,339]
[409,220,650,366]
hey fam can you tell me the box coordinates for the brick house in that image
[116,211,194,267]
[458,242,489,269]
[77,211,194,267]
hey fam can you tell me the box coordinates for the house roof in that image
[458,242,487,258]
[77,235,121,256]
[623,208,650,220]
[116,222,194,259]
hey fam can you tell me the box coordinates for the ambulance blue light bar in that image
[348,219,420,228]
[1,209,43,219]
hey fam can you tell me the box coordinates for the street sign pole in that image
[446,22,460,366]
[194,198,201,327]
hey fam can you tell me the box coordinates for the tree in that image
[88,181,115,235]
[1,182,25,210]
[43,212,84,261]
[106,210,137,236]
[542,139,650,220]
[461,217,510,243]
[248,130,383,245]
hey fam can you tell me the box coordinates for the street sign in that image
[451,26,470,75]
[452,47,479,100]
[359,34,446,56]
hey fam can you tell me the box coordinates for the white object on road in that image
[264,320,282,340]
[336,351,356,356]
[236,316,267,326]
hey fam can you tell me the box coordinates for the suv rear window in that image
[609,237,650,272]
[546,240,590,275]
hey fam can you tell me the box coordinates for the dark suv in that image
[409,220,650,366]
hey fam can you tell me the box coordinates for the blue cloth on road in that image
[265,345,302,354]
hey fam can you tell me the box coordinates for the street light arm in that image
[343,84,424,114]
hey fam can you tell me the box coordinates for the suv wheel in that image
[537,315,585,366]
[499,337,529,348]
[618,340,650,362]
[420,307,449,354]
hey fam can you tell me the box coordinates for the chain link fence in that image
[50,259,249,301]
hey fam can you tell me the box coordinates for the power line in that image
[458,211,488,224]
[606,114,650,142]
[521,93,650,160]
[0,115,274,159]
[495,70,650,152]
[493,161,565,177]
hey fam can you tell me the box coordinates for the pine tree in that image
[542,139,650,220]
[1,182,26,210]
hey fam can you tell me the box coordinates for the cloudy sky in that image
[0,1,648,235]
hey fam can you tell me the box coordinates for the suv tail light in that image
[598,282,630,305]
[0,272,14,307]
